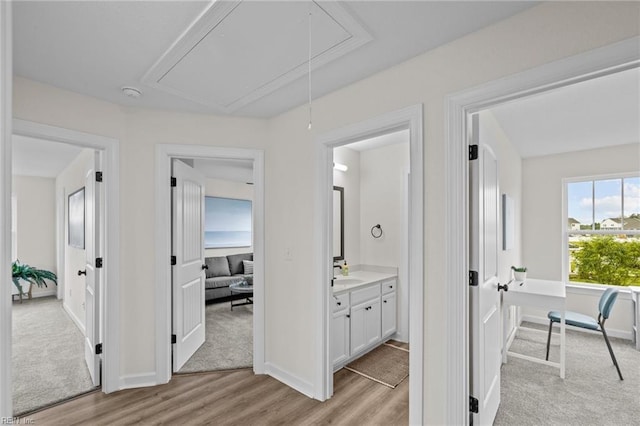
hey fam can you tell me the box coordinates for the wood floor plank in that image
[25,368,408,425]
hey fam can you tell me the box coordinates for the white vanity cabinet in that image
[349,285,381,356]
[332,276,398,369]
[381,279,397,338]
[331,293,350,365]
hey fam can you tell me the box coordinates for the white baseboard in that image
[264,362,314,399]
[119,372,158,390]
[62,302,86,335]
[521,314,632,340]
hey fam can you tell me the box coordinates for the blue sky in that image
[568,177,640,224]
[205,197,251,232]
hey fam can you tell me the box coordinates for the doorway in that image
[315,104,424,424]
[154,144,265,384]
[171,157,256,374]
[2,119,121,416]
[444,37,640,424]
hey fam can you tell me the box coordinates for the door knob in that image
[498,283,509,292]
[78,270,86,276]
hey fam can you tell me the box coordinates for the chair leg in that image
[545,320,553,361]
[601,324,623,380]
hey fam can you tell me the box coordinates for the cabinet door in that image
[332,310,350,366]
[364,298,381,346]
[350,303,367,355]
[381,292,397,338]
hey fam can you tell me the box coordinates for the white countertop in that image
[332,270,397,294]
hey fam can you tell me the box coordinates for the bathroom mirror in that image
[333,186,344,261]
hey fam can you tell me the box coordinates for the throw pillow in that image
[206,256,231,278]
[242,259,254,275]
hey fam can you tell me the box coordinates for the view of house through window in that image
[567,175,640,286]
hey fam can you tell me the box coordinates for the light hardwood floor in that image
[25,364,408,425]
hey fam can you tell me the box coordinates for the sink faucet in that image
[333,263,343,278]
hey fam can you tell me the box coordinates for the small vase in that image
[514,271,527,281]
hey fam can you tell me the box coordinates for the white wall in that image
[522,142,639,335]
[203,177,254,258]
[359,142,409,268]
[12,176,56,298]
[11,1,640,421]
[55,149,94,332]
[333,146,360,265]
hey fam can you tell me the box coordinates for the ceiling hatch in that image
[142,0,372,113]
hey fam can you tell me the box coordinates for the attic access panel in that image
[143,0,371,113]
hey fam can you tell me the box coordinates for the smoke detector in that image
[121,87,142,99]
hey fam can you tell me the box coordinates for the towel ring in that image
[371,224,383,239]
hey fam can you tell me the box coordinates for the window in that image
[565,174,640,286]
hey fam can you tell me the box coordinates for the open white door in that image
[84,153,101,387]
[469,114,502,425]
[172,160,206,371]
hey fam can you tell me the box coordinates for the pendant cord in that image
[308,5,312,130]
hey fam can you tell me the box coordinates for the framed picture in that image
[205,196,252,248]
[68,187,85,249]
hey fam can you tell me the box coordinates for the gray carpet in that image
[12,297,94,416]
[495,322,640,426]
[179,301,253,373]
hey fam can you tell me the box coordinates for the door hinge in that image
[96,258,103,268]
[469,144,478,161]
[469,395,479,414]
[95,343,103,355]
[96,171,103,182]
[469,270,478,286]
[171,177,177,187]
[171,334,177,344]
[171,256,176,266]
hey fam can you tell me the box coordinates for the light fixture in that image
[121,86,142,99]
[333,162,348,172]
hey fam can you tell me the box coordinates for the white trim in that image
[264,362,314,399]
[63,301,86,335]
[0,1,12,417]
[155,145,265,385]
[11,119,121,394]
[118,372,158,390]
[445,36,640,424]
[314,104,424,424]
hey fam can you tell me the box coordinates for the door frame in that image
[444,36,640,424]
[314,104,424,424]
[0,118,121,415]
[155,144,265,383]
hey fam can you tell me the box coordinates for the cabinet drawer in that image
[332,293,349,313]
[381,279,396,295]
[351,284,380,305]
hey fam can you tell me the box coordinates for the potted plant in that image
[511,266,527,281]
[12,260,57,302]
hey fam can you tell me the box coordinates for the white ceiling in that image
[13,1,537,118]
[12,135,84,178]
[489,67,640,158]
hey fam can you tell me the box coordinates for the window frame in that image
[562,172,640,286]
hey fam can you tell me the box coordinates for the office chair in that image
[545,287,623,380]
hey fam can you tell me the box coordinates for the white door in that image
[469,114,502,425]
[84,153,101,387]
[172,160,206,371]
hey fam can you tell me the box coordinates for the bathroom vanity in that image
[331,270,397,370]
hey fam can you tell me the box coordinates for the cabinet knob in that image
[390,285,393,289]
[337,302,341,306]
[346,314,350,318]
[77,270,86,276]
[383,300,387,303]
